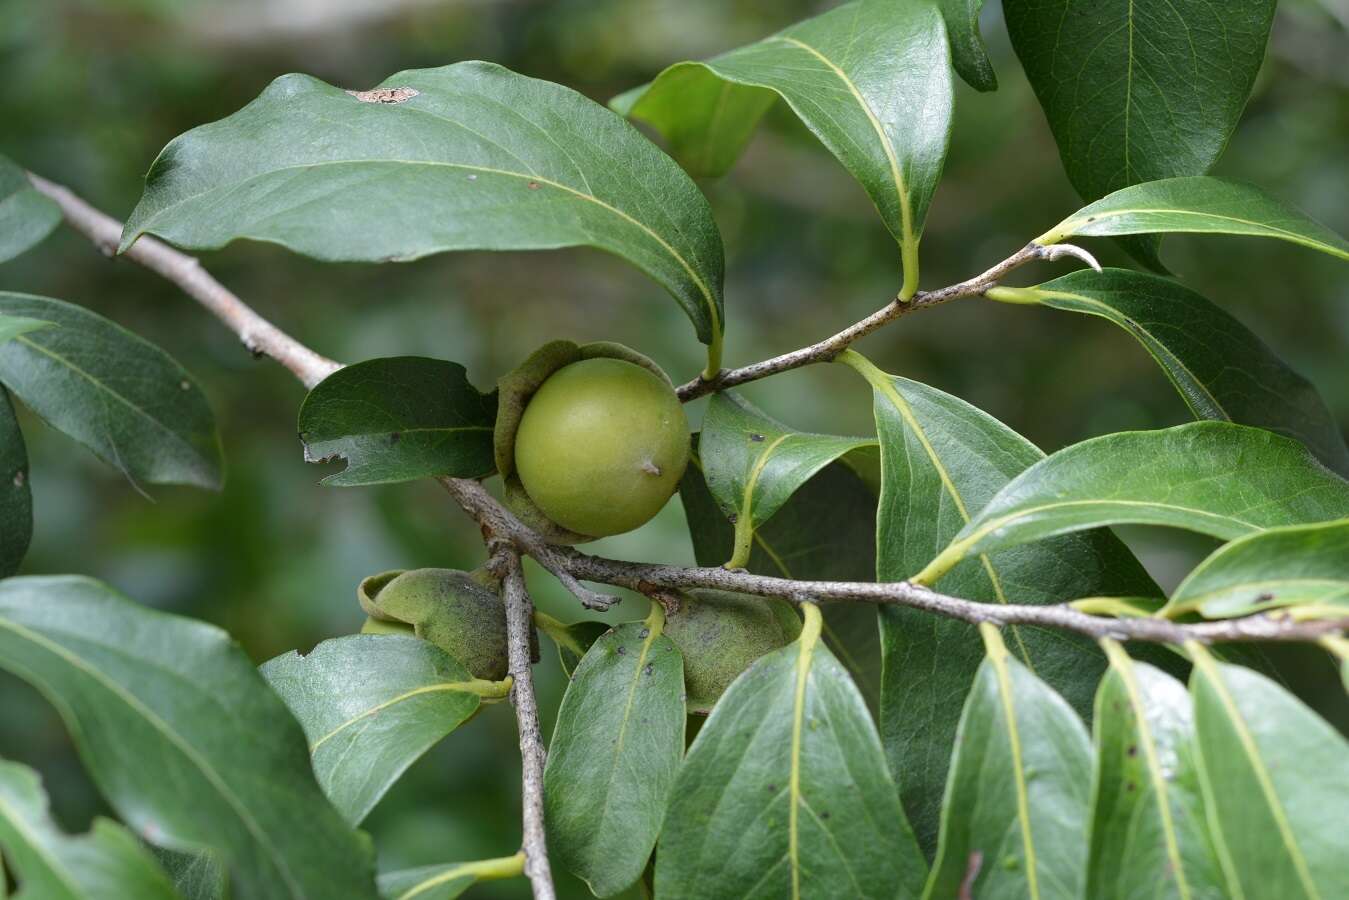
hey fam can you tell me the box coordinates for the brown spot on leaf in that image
[750,433,765,442]
[346,86,419,104]
[527,181,540,190]
[12,470,25,488]
[390,432,402,445]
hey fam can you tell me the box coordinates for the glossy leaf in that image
[0,157,60,264]
[1167,520,1349,619]
[1006,2,1275,266]
[1038,177,1349,262]
[1087,644,1224,900]
[0,759,179,900]
[655,604,926,899]
[544,615,684,896]
[298,357,497,486]
[121,62,725,361]
[999,269,1349,473]
[700,391,874,568]
[261,634,482,826]
[613,0,952,294]
[840,351,1161,850]
[0,293,223,490]
[1190,652,1349,898]
[377,855,524,900]
[0,389,30,577]
[918,421,1349,584]
[0,576,377,900]
[679,452,883,710]
[939,0,995,91]
[925,625,1093,899]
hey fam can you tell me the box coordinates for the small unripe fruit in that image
[360,616,414,636]
[514,357,690,537]
[663,590,802,714]
[372,568,510,680]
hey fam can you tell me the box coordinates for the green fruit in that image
[372,568,510,680]
[360,616,414,636]
[514,357,689,537]
[662,590,802,714]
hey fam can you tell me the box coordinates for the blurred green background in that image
[2,1,1346,896]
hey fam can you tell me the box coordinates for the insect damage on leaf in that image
[344,86,419,104]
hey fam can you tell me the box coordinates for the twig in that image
[26,174,341,389]
[560,552,1346,644]
[499,549,556,900]
[677,241,1100,401]
[33,172,1342,654]
[438,477,618,611]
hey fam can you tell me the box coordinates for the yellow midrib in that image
[135,156,722,344]
[1033,289,1225,418]
[788,603,823,900]
[925,499,1258,584]
[769,35,915,259]
[733,433,793,563]
[858,360,1036,667]
[1103,641,1192,900]
[310,681,479,753]
[1046,207,1349,260]
[0,617,306,897]
[982,623,1039,899]
[1190,647,1321,899]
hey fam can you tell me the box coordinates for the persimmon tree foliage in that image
[4,1,1349,898]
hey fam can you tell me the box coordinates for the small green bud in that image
[363,567,510,680]
[662,589,802,714]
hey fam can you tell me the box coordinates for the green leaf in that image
[544,614,684,897]
[655,604,926,899]
[261,634,483,826]
[924,625,1093,900]
[939,0,995,91]
[839,351,1161,851]
[0,389,30,578]
[917,421,1349,584]
[1087,643,1225,900]
[0,314,52,345]
[1190,651,1349,898]
[613,0,952,296]
[377,855,524,900]
[0,576,377,900]
[994,270,1349,473]
[700,391,875,568]
[1166,520,1349,619]
[298,357,497,486]
[1006,2,1276,266]
[153,849,226,900]
[535,613,609,679]
[1037,177,1349,262]
[679,451,883,711]
[0,759,179,900]
[0,157,60,264]
[0,293,223,491]
[120,62,725,366]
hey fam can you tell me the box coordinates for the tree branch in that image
[498,549,556,900]
[26,174,341,389]
[32,173,1342,655]
[677,241,1100,401]
[438,477,618,612]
